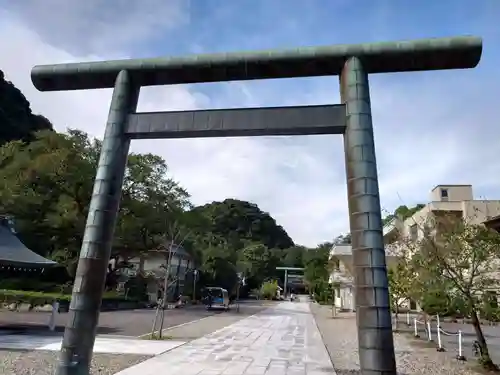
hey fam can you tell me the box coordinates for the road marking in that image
[137,314,216,338]
[136,304,270,338]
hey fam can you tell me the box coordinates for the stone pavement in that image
[115,300,335,375]
[0,334,184,355]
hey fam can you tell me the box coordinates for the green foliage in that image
[0,129,192,278]
[313,279,333,304]
[0,70,53,146]
[382,204,425,226]
[260,280,279,299]
[387,248,416,313]
[333,234,351,245]
[0,78,297,301]
[238,243,280,289]
[394,213,500,367]
[303,242,331,297]
[280,246,306,268]
[0,289,135,307]
[190,199,294,250]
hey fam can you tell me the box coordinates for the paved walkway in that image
[116,301,334,375]
[0,334,184,355]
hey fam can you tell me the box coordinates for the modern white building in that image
[329,184,500,311]
[329,243,400,311]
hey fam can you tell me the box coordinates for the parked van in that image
[204,287,230,311]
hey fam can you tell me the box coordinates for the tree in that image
[280,246,306,268]
[333,233,351,245]
[0,70,53,145]
[200,241,238,292]
[303,242,331,297]
[260,280,279,299]
[0,129,97,274]
[0,129,193,282]
[190,199,294,250]
[382,204,425,226]
[387,250,415,326]
[237,242,280,289]
[412,213,500,369]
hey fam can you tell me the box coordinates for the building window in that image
[440,189,448,199]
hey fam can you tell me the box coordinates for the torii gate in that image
[31,35,482,375]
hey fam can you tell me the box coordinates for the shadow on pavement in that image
[0,322,120,335]
[256,307,310,316]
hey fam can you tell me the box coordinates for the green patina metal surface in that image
[32,36,482,91]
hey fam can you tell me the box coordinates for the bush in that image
[0,290,69,306]
[0,289,138,308]
[124,275,149,301]
[260,280,279,299]
[313,279,333,305]
[0,278,61,293]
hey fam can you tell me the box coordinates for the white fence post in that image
[413,318,419,337]
[48,301,59,331]
[406,311,410,326]
[427,320,433,341]
[457,330,466,361]
[436,315,445,352]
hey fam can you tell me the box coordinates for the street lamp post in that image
[193,269,198,303]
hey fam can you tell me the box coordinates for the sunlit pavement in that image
[115,300,335,375]
[0,334,185,355]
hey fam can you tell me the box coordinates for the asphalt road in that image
[0,305,223,337]
[0,300,274,337]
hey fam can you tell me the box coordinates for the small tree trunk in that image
[394,306,399,330]
[471,308,496,369]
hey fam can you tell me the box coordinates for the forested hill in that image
[191,199,294,250]
[0,70,53,145]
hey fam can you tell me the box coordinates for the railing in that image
[394,312,467,361]
[435,314,466,360]
[413,317,432,341]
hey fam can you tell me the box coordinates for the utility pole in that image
[193,269,198,303]
[236,273,241,313]
[284,269,288,297]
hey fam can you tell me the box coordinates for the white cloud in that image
[3,0,189,55]
[0,5,498,247]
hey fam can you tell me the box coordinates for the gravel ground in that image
[311,304,482,375]
[0,350,151,375]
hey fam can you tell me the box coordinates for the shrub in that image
[0,289,137,308]
[0,278,61,293]
[260,280,279,300]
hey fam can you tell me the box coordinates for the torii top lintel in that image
[31,36,482,92]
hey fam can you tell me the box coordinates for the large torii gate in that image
[31,36,482,375]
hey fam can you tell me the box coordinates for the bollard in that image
[406,311,410,326]
[436,315,445,352]
[427,320,433,341]
[48,301,59,331]
[414,318,419,337]
[457,330,466,361]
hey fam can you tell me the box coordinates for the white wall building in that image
[329,184,500,311]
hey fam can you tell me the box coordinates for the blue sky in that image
[0,0,499,246]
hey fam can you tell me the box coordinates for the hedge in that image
[0,289,138,308]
